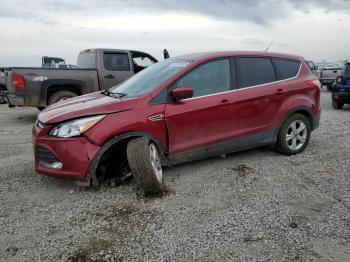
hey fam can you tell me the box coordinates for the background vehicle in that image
[306,60,320,79]
[33,51,321,195]
[5,48,158,109]
[331,62,350,109]
[42,56,77,69]
[320,65,343,91]
[0,68,8,104]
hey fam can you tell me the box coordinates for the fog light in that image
[39,161,63,169]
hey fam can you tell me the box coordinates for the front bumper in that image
[33,124,100,181]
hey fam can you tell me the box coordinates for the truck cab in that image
[5,48,159,109]
[77,49,158,89]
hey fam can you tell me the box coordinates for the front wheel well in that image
[90,134,164,186]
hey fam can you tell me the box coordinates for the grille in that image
[37,147,58,163]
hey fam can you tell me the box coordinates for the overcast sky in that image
[0,0,349,66]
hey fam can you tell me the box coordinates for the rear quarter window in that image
[237,57,276,88]
[272,59,301,80]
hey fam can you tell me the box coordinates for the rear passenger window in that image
[103,53,130,71]
[237,58,276,88]
[272,59,301,80]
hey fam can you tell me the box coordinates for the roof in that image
[174,51,304,62]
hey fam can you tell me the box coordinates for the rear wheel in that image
[327,84,332,91]
[127,137,165,195]
[275,114,311,155]
[332,99,344,109]
[48,90,77,106]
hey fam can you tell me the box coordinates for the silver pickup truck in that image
[320,65,343,91]
[5,49,158,109]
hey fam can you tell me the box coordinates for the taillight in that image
[336,75,343,84]
[306,79,320,88]
[12,73,25,91]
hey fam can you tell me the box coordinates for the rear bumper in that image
[7,92,25,107]
[33,126,100,181]
[332,85,350,103]
[332,92,350,103]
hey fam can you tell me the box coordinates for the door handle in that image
[220,99,229,103]
[275,89,285,95]
[104,74,115,79]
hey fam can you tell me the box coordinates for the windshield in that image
[109,59,191,98]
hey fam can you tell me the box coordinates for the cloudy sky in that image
[0,0,349,66]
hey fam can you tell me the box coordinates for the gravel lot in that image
[0,89,350,262]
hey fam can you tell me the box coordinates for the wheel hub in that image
[286,120,307,151]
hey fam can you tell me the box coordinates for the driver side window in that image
[175,59,231,98]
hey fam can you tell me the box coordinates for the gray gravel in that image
[1,89,350,262]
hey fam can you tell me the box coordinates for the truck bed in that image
[5,67,99,107]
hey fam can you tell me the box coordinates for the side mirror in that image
[171,87,194,101]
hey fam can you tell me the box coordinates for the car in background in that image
[33,51,321,194]
[306,60,320,79]
[0,68,8,104]
[320,65,343,91]
[331,62,350,109]
[5,48,159,110]
[42,56,77,69]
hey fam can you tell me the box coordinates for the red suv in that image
[33,51,321,194]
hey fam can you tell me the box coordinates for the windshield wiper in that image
[102,90,127,98]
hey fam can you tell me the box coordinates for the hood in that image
[39,92,139,124]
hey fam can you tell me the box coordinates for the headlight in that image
[50,115,105,138]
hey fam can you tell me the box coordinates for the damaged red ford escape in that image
[33,51,321,194]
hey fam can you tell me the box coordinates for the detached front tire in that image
[275,113,311,155]
[127,137,165,195]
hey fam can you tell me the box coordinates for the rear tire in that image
[47,90,77,106]
[332,99,344,109]
[327,85,332,91]
[127,137,165,195]
[275,114,311,155]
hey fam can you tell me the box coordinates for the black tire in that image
[47,90,77,106]
[275,113,311,155]
[332,99,344,109]
[327,85,332,91]
[0,86,7,104]
[127,137,165,195]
